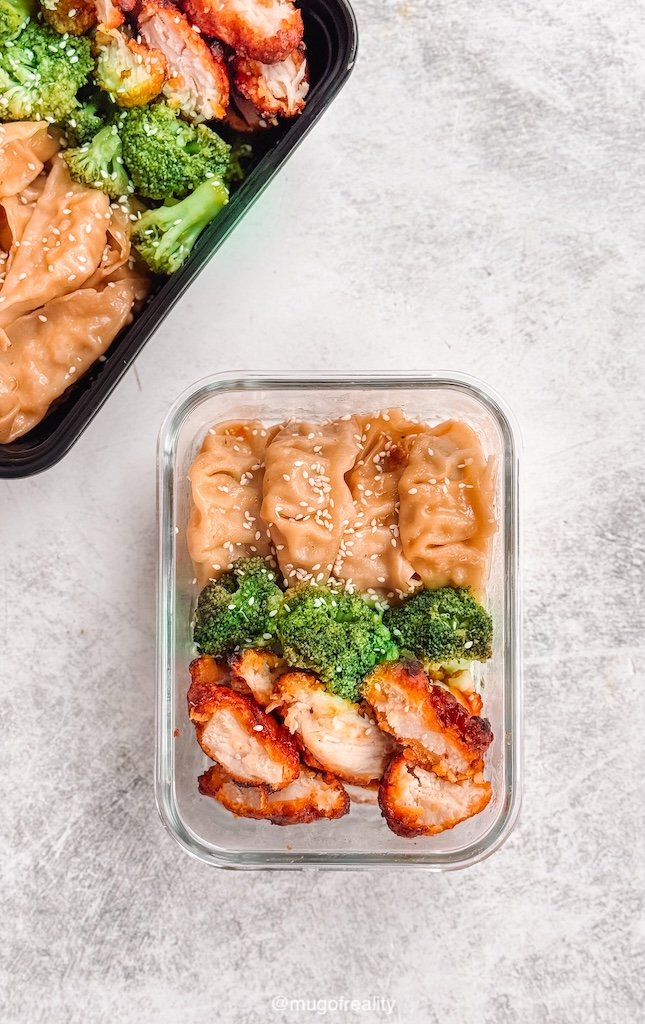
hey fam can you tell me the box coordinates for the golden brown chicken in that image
[138,0,230,121]
[229,648,287,707]
[273,671,396,786]
[363,660,492,781]
[94,27,167,108]
[41,0,97,35]
[95,0,125,30]
[198,763,350,824]
[183,0,303,65]
[187,669,300,790]
[188,653,230,691]
[231,44,308,121]
[379,754,492,837]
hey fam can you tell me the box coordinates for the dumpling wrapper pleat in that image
[0,122,60,199]
[398,420,498,594]
[0,129,150,443]
[0,275,148,442]
[261,416,362,585]
[333,408,423,599]
[0,156,111,329]
[188,420,280,587]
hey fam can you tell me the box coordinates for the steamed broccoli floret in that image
[121,102,231,200]
[62,95,106,146]
[193,558,283,658]
[276,585,399,702]
[94,28,166,109]
[132,175,228,274]
[62,120,130,197]
[0,0,33,41]
[383,587,493,667]
[0,21,93,122]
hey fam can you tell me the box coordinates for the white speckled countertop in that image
[2,0,645,1021]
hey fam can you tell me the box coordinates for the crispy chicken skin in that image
[448,685,483,717]
[95,0,125,29]
[94,27,168,107]
[187,676,300,790]
[41,0,97,35]
[188,653,230,699]
[426,667,484,716]
[363,660,492,781]
[198,763,349,824]
[183,0,303,65]
[379,754,492,837]
[231,44,308,120]
[273,671,396,786]
[229,648,287,707]
[138,0,230,121]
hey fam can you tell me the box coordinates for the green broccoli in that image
[121,102,231,201]
[132,175,228,275]
[0,0,33,42]
[0,21,93,122]
[62,120,130,198]
[193,558,283,658]
[383,587,493,668]
[276,584,399,702]
[62,95,106,147]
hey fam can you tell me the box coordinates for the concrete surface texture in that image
[2,0,644,1021]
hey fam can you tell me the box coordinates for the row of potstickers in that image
[187,410,497,599]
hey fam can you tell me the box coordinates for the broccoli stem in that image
[134,176,229,274]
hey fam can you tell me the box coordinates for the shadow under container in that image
[157,371,522,869]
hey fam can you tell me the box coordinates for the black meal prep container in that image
[0,0,358,478]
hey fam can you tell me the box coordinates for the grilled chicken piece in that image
[42,0,97,35]
[95,0,125,29]
[188,652,230,694]
[190,650,284,707]
[187,677,300,790]
[183,0,303,64]
[273,671,396,786]
[426,667,484,716]
[229,648,287,707]
[94,27,167,108]
[448,684,483,717]
[363,661,492,781]
[139,0,229,122]
[379,754,492,837]
[231,44,308,121]
[198,763,349,824]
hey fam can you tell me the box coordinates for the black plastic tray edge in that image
[0,0,358,479]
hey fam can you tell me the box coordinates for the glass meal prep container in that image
[156,371,522,870]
